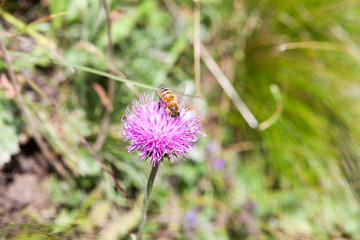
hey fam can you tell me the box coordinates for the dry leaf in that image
[92,83,111,107]
[110,8,128,22]
[0,73,16,98]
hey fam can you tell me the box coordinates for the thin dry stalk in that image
[200,45,258,128]
[193,0,201,96]
[28,11,68,26]
[94,0,116,151]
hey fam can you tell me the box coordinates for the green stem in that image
[137,163,160,240]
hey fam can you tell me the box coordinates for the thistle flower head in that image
[121,92,203,165]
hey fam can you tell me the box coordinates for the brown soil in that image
[0,139,51,225]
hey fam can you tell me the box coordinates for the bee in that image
[157,83,186,118]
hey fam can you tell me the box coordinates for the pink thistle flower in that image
[121,92,203,165]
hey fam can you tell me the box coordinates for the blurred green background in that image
[1,0,360,239]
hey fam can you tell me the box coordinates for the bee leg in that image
[158,102,164,109]
[158,101,167,112]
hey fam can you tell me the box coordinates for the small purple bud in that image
[212,158,225,170]
[186,210,199,227]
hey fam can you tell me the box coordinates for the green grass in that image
[1,0,360,239]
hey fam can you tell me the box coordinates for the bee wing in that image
[174,82,186,103]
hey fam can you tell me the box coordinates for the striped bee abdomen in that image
[157,86,175,102]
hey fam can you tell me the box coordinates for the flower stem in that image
[137,163,160,240]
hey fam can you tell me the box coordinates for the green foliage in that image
[0,94,19,167]
[2,0,360,239]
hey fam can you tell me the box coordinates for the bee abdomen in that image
[158,86,175,102]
